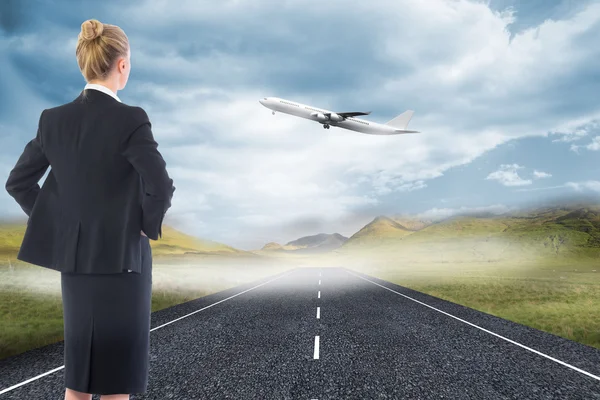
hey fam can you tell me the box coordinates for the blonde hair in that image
[76,19,129,82]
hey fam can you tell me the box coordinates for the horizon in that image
[4,196,599,251]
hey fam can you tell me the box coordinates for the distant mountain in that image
[337,204,600,264]
[286,233,347,248]
[389,216,433,231]
[259,233,348,254]
[342,215,416,249]
[261,242,284,251]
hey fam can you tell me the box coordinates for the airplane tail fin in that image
[386,110,415,130]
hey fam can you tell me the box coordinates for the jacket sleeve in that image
[5,109,50,218]
[121,108,175,240]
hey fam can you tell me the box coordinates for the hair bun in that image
[80,19,104,41]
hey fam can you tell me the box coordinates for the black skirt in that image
[60,235,152,395]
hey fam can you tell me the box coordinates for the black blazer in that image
[5,88,175,274]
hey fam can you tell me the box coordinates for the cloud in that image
[516,185,565,193]
[586,136,600,150]
[486,164,532,186]
[533,170,552,179]
[517,180,600,193]
[550,119,599,143]
[416,204,511,221]
[570,135,600,152]
[566,181,600,193]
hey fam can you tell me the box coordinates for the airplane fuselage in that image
[259,97,407,135]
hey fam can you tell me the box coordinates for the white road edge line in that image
[314,336,320,359]
[0,269,297,395]
[345,269,600,383]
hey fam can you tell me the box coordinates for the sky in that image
[1,0,599,250]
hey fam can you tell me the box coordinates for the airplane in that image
[258,97,420,135]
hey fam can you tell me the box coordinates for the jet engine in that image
[311,112,344,122]
[312,112,328,122]
[327,112,344,122]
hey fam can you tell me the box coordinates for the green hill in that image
[389,216,433,231]
[337,205,600,266]
[0,223,250,266]
[342,216,415,249]
[152,225,252,256]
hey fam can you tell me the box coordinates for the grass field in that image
[403,274,599,349]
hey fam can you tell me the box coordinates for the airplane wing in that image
[335,111,371,118]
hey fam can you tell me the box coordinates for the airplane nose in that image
[259,99,264,105]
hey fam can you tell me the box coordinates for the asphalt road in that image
[1,267,599,399]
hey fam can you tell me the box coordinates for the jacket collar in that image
[74,85,121,104]
[84,83,122,102]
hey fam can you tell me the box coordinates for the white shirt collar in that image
[84,83,121,102]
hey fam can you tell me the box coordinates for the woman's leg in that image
[64,388,92,400]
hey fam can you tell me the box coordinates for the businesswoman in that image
[5,19,175,400]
